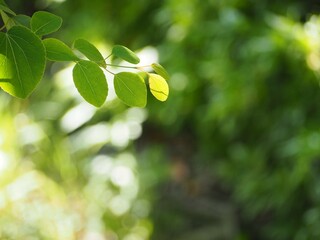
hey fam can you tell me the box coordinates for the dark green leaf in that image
[31,11,62,36]
[73,39,106,68]
[0,4,15,16]
[12,14,31,28]
[151,63,169,80]
[43,38,79,62]
[73,60,108,107]
[112,45,140,64]
[0,26,46,98]
[114,72,147,107]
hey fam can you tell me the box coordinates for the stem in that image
[105,68,115,75]
[106,63,151,70]
[104,53,112,60]
[106,63,137,69]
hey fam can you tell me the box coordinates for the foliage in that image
[141,1,320,239]
[0,95,153,239]
[2,0,320,240]
[0,0,169,107]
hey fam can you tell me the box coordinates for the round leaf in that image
[73,60,108,107]
[43,38,79,62]
[151,63,169,80]
[31,11,62,36]
[0,26,46,98]
[73,39,106,68]
[148,73,169,102]
[112,45,140,64]
[114,72,147,107]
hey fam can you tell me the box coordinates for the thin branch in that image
[106,63,151,70]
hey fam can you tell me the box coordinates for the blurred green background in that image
[1,0,320,239]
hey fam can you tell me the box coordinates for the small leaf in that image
[112,45,140,64]
[73,60,108,107]
[12,14,31,28]
[43,38,79,61]
[114,72,147,107]
[148,73,169,102]
[73,39,106,68]
[0,26,46,98]
[31,11,62,36]
[151,63,169,80]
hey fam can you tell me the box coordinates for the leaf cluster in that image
[0,1,169,107]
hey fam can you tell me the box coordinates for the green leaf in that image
[151,63,169,80]
[114,72,147,107]
[0,26,46,98]
[148,73,169,102]
[43,38,79,61]
[137,71,149,82]
[31,11,62,36]
[0,11,15,29]
[73,39,106,68]
[112,45,140,64]
[73,60,108,107]
[0,4,16,16]
[0,54,12,79]
[12,14,31,28]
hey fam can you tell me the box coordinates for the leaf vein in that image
[6,36,25,95]
[78,62,96,99]
[34,19,57,35]
[8,35,35,86]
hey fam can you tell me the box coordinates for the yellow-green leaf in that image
[148,73,169,102]
[151,63,169,80]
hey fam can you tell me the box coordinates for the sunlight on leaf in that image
[0,26,45,98]
[0,54,12,79]
[148,73,169,102]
